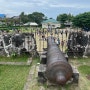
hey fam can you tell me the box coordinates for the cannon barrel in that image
[46,37,73,85]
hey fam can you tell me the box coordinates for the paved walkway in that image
[23,65,37,90]
[0,58,32,65]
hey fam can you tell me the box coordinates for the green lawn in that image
[69,57,90,90]
[0,55,29,62]
[0,65,30,90]
[69,57,90,66]
[77,57,90,64]
[78,65,90,75]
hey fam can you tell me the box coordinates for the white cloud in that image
[0,0,90,18]
[49,4,76,8]
[49,2,90,9]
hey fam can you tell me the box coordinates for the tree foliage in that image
[56,13,73,24]
[28,12,45,25]
[19,12,29,24]
[73,12,90,31]
[2,11,90,30]
[19,12,45,25]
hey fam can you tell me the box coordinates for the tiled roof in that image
[42,18,59,24]
[0,14,6,18]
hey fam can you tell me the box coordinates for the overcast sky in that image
[0,0,90,19]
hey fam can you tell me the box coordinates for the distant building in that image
[64,21,72,27]
[0,21,5,25]
[0,14,6,25]
[11,16,19,19]
[11,16,22,26]
[24,22,38,26]
[0,14,6,19]
[42,18,61,28]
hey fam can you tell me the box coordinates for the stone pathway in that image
[23,65,36,90]
[0,58,32,65]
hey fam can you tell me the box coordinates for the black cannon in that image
[38,37,79,85]
[46,37,73,85]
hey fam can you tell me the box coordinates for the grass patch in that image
[69,57,90,67]
[32,56,40,64]
[77,57,90,63]
[70,57,90,62]
[78,65,90,75]
[0,55,29,62]
[0,65,30,90]
[64,83,71,90]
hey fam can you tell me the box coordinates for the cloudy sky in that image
[0,0,90,19]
